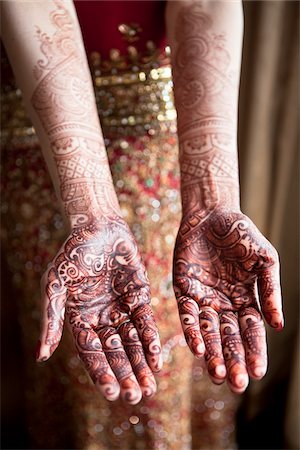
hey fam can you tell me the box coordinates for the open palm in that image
[173,209,283,393]
[37,216,162,404]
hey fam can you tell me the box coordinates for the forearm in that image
[166,0,244,215]
[2,0,120,229]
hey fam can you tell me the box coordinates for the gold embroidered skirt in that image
[1,51,239,450]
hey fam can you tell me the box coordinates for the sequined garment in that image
[1,39,239,450]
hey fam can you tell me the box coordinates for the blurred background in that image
[1,1,299,449]
[237,1,299,449]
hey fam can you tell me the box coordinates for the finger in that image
[132,304,163,372]
[220,311,249,393]
[258,262,284,330]
[239,306,267,380]
[98,326,142,405]
[119,321,157,398]
[178,296,205,357]
[37,267,67,362]
[199,307,226,384]
[67,312,120,402]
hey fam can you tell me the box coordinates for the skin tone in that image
[2,0,284,402]
[2,0,162,405]
[166,0,284,393]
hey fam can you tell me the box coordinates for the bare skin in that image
[2,0,162,404]
[167,0,284,393]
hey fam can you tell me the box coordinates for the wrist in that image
[62,181,122,229]
[180,179,240,216]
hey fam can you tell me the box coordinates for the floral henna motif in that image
[173,210,284,392]
[31,0,120,227]
[170,2,241,216]
[169,2,283,392]
[28,1,162,404]
[37,216,162,404]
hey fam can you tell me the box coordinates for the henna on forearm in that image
[2,0,120,228]
[167,0,243,214]
[167,1,283,392]
[31,1,121,227]
[2,1,162,403]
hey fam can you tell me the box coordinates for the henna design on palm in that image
[37,216,162,404]
[173,209,284,393]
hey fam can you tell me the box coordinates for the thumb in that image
[257,259,284,331]
[36,266,67,362]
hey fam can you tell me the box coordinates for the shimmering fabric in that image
[74,0,167,58]
[1,42,239,449]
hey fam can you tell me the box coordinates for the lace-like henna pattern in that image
[32,1,162,403]
[31,0,120,227]
[170,2,283,392]
[38,216,162,403]
[52,136,120,225]
[171,3,240,216]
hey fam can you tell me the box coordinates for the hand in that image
[173,208,284,393]
[36,216,162,404]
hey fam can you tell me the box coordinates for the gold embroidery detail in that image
[118,23,142,43]
[1,38,176,140]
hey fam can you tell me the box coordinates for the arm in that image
[2,0,119,228]
[167,0,242,214]
[2,0,162,404]
[167,0,284,393]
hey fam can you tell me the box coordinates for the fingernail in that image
[235,373,249,390]
[35,340,41,361]
[253,366,266,379]
[196,343,205,355]
[215,365,226,377]
[276,319,284,331]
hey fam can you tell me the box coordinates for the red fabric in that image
[74,1,167,58]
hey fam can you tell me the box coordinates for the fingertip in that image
[149,353,163,373]
[122,385,142,405]
[208,364,227,384]
[97,382,120,402]
[275,315,284,331]
[141,378,157,398]
[215,364,227,378]
[183,328,205,359]
[275,320,284,332]
[36,356,49,363]
[106,394,119,402]
[194,341,205,358]
[229,373,249,394]
[36,341,57,362]
[127,394,142,406]
[267,312,284,330]
[249,365,267,380]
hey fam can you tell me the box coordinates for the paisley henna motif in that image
[173,209,283,392]
[28,1,162,404]
[37,216,162,404]
[168,2,284,393]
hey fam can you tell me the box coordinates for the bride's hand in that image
[36,215,162,405]
[173,209,284,393]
